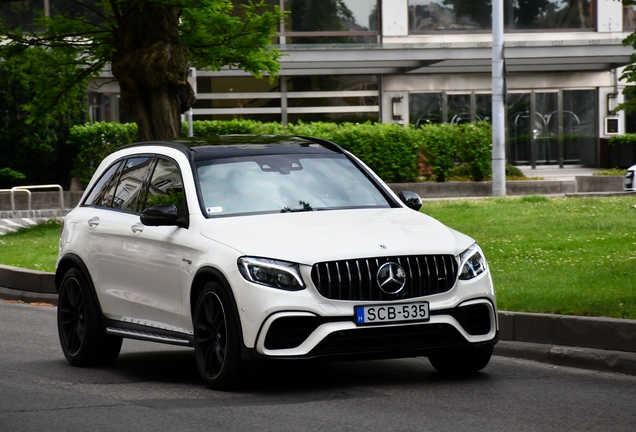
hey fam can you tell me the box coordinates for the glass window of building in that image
[562,90,596,165]
[410,93,444,127]
[287,75,379,123]
[0,0,44,31]
[283,0,379,43]
[475,94,492,122]
[625,5,636,31]
[448,94,472,124]
[49,0,103,23]
[408,0,594,33]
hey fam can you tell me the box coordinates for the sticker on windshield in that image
[207,206,223,214]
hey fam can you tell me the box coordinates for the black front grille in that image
[311,255,458,301]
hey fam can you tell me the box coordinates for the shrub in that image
[68,120,494,185]
[419,123,460,182]
[609,133,636,146]
[68,122,138,185]
[457,122,492,182]
[505,164,525,178]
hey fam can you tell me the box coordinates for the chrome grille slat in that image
[311,255,458,301]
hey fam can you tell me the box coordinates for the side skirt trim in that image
[106,327,192,346]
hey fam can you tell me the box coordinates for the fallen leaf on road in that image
[30,302,54,307]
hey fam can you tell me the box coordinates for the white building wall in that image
[597,0,624,33]
[381,0,408,37]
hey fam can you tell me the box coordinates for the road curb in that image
[495,341,636,376]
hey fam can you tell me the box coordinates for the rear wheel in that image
[428,344,494,374]
[57,268,122,366]
[193,281,243,390]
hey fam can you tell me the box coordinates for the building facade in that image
[3,0,636,167]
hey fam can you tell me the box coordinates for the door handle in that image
[131,223,144,234]
[87,217,100,227]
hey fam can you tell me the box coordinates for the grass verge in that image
[421,195,636,319]
[0,220,61,272]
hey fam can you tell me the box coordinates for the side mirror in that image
[140,204,180,227]
[398,191,422,211]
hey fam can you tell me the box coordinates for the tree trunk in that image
[111,3,195,141]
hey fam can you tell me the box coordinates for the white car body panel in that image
[624,164,636,191]
[199,208,474,264]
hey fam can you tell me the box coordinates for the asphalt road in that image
[1,300,635,432]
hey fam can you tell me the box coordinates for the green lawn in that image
[421,195,636,319]
[2,197,636,319]
[0,220,61,273]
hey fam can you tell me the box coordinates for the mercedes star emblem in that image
[377,262,406,294]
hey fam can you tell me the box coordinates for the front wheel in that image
[193,282,243,390]
[57,267,122,366]
[428,344,494,374]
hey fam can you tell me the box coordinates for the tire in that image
[193,281,243,390]
[57,267,122,367]
[428,344,494,374]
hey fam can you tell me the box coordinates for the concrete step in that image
[0,217,49,235]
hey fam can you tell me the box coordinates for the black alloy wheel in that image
[57,268,122,366]
[194,282,243,390]
[58,273,85,357]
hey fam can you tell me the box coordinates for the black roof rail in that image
[117,140,194,160]
[294,136,346,154]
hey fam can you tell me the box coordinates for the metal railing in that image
[0,184,64,211]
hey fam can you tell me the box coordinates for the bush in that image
[457,122,492,182]
[68,120,493,185]
[609,133,636,146]
[505,164,525,178]
[419,123,460,182]
[68,122,138,185]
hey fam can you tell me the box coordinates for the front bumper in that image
[252,298,497,360]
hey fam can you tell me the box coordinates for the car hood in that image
[199,208,474,265]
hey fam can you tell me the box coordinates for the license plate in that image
[355,302,429,325]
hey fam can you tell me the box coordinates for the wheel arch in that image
[190,267,245,347]
[56,254,92,294]
[55,254,106,321]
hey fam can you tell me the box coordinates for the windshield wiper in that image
[281,201,313,213]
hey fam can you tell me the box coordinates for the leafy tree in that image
[0,1,282,141]
[0,46,88,189]
[621,0,636,113]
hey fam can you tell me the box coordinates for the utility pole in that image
[492,0,506,196]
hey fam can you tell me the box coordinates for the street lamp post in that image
[492,0,506,196]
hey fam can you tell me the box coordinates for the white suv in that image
[56,135,498,389]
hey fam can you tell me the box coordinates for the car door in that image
[77,156,154,321]
[120,156,191,333]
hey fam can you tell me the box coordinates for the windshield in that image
[196,153,391,217]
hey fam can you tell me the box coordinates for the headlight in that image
[458,243,487,280]
[238,257,305,291]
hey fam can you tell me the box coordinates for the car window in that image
[83,160,124,207]
[196,154,390,217]
[111,157,154,212]
[141,157,185,211]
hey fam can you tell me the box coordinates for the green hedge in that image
[68,122,139,185]
[68,120,492,185]
[609,133,636,146]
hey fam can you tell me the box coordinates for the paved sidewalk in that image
[517,165,599,181]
